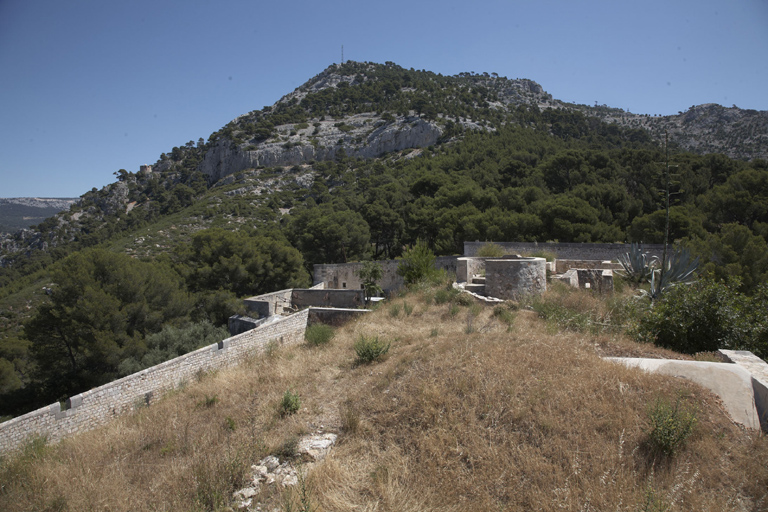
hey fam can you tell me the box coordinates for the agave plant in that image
[617,243,658,285]
[641,247,699,302]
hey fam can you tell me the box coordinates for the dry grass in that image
[1,284,766,511]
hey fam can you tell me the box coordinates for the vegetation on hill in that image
[0,61,767,420]
[1,283,765,511]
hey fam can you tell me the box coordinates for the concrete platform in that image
[606,357,762,430]
[719,350,768,432]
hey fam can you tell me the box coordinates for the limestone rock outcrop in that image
[199,114,441,183]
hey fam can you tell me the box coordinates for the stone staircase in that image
[464,275,486,296]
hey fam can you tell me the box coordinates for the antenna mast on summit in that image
[341,45,344,64]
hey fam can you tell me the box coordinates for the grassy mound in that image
[1,284,766,511]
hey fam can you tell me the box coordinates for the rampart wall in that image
[463,242,665,261]
[0,309,310,456]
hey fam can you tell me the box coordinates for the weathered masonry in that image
[0,309,310,456]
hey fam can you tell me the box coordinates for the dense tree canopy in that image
[25,249,191,400]
[181,228,310,297]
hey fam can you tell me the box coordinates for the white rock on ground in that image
[233,432,337,510]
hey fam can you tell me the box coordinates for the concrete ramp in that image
[607,358,761,430]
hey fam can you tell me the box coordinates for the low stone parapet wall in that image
[0,309,310,456]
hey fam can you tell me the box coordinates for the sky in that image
[1,0,767,198]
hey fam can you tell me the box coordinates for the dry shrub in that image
[1,284,766,512]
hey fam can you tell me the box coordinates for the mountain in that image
[1,60,767,420]
[3,61,766,272]
[192,62,768,184]
[0,198,78,234]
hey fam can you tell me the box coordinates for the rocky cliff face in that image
[200,114,441,182]
[584,103,768,160]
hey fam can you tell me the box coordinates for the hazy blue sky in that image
[1,0,767,197]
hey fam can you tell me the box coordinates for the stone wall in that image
[292,289,365,309]
[485,257,547,299]
[243,289,294,318]
[464,242,665,261]
[313,256,458,293]
[308,307,370,326]
[0,309,310,456]
[456,257,488,282]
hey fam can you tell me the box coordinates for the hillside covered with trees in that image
[0,61,767,419]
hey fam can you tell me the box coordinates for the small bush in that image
[275,436,299,459]
[476,243,505,257]
[397,240,441,285]
[340,403,360,434]
[453,293,474,307]
[354,335,391,364]
[646,396,697,456]
[197,395,219,408]
[434,288,458,305]
[403,301,414,316]
[448,304,460,318]
[388,303,401,317]
[305,324,335,346]
[526,250,558,262]
[639,485,670,512]
[280,389,301,416]
[492,305,516,326]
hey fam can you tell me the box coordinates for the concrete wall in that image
[464,242,665,261]
[0,309,309,456]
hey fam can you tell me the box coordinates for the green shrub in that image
[434,287,458,305]
[397,240,441,285]
[280,389,301,416]
[492,305,516,326]
[304,324,335,346]
[354,335,391,364]
[453,293,474,306]
[528,250,558,262]
[646,396,697,456]
[476,243,505,257]
[639,485,670,512]
[388,303,401,317]
[635,276,766,357]
[355,261,383,301]
[402,301,414,316]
